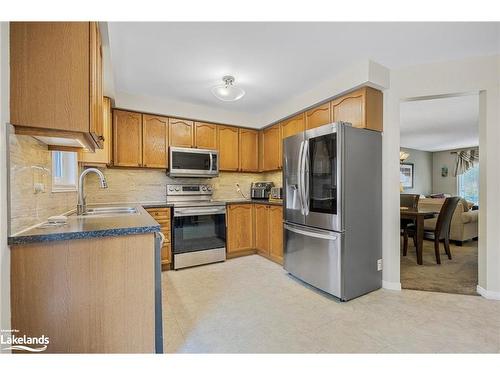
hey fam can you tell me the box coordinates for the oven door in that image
[173,206,226,254]
[169,147,219,177]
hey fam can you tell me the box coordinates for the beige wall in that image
[9,130,77,234]
[400,147,432,195]
[432,146,478,196]
[385,55,500,298]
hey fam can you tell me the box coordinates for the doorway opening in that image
[399,93,479,295]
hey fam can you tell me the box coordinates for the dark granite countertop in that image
[223,199,283,206]
[8,204,161,245]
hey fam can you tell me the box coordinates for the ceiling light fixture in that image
[211,75,245,102]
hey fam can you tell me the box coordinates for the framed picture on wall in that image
[400,163,414,189]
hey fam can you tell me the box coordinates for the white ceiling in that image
[400,95,479,152]
[107,22,499,120]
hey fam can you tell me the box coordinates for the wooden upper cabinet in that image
[194,122,218,149]
[218,125,240,171]
[306,103,331,130]
[239,128,259,172]
[262,124,282,171]
[331,87,383,131]
[281,113,305,139]
[10,22,103,150]
[254,204,270,256]
[113,110,142,167]
[169,118,194,147]
[89,22,104,146]
[269,205,284,264]
[226,204,255,254]
[142,115,168,168]
[79,97,112,165]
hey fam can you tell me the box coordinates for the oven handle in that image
[174,207,226,217]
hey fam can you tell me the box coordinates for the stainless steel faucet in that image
[77,168,108,215]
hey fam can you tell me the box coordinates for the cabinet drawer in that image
[146,208,171,221]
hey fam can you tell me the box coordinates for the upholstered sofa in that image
[418,197,478,245]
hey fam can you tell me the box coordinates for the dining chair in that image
[403,196,461,264]
[400,194,420,234]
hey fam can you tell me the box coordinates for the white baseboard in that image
[382,280,402,291]
[477,285,500,300]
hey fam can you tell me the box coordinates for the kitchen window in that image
[51,151,78,192]
[457,164,479,205]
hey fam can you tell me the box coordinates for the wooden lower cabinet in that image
[254,204,270,256]
[268,205,284,264]
[226,204,255,257]
[10,234,156,353]
[253,204,284,264]
[227,203,283,265]
[145,207,172,267]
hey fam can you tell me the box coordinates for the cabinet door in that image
[169,118,194,147]
[113,110,142,167]
[331,89,365,128]
[194,122,218,149]
[218,125,240,171]
[306,103,331,130]
[281,113,305,139]
[269,205,284,264]
[89,22,104,146]
[10,22,90,134]
[79,97,112,165]
[262,124,281,171]
[227,204,254,254]
[143,114,168,168]
[254,204,270,256]
[239,128,259,172]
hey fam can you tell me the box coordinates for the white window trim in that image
[51,151,78,193]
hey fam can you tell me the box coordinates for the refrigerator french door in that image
[284,123,342,231]
[283,122,382,301]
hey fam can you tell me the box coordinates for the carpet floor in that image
[400,239,478,296]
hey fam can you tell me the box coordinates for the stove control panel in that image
[166,184,213,196]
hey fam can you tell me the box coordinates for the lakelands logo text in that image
[1,329,49,352]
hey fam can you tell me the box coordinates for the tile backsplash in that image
[9,130,77,234]
[83,168,269,203]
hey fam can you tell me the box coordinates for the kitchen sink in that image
[71,206,139,217]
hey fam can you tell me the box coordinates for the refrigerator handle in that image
[303,140,310,216]
[285,223,339,241]
[297,140,305,215]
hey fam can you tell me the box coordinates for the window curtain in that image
[454,149,479,176]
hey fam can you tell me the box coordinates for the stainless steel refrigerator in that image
[283,122,382,301]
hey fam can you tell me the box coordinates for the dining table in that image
[400,207,439,265]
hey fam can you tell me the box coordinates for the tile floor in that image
[162,255,500,353]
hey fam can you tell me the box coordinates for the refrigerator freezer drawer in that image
[284,222,342,298]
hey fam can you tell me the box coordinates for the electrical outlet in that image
[377,259,383,271]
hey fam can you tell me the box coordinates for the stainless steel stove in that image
[167,184,226,269]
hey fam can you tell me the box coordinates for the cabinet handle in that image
[98,135,105,141]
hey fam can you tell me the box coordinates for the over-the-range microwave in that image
[168,147,219,178]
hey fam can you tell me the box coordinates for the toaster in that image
[250,181,274,200]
